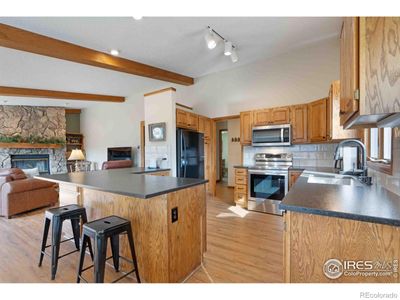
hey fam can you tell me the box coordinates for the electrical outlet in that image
[171,207,178,223]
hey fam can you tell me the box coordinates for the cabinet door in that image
[253,109,271,125]
[360,17,400,116]
[240,111,253,145]
[308,98,328,142]
[340,17,359,125]
[271,107,290,124]
[198,116,211,140]
[198,116,205,133]
[187,113,199,131]
[176,109,188,128]
[290,105,308,144]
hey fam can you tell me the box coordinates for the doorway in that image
[219,129,228,184]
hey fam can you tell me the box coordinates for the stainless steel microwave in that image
[252,124,291,147]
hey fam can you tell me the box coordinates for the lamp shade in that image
[68,149,85,161]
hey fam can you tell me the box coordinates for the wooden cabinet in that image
[176,109,198,131]
[253,108,271,126]
[340,17,359,125]
[271,106,290,124]
[340,17,400,128]
[204,139,212,193]
[328,80,359,140]
[234,168,248,208]
[288,170,303,190]
[187,112,198,131]
[240,111,253,145]
[308,98,328,142]
[198,116,211,140]
[290,105,308,144]
[284,211,400,283]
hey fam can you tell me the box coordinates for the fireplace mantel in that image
[0,143,63,149]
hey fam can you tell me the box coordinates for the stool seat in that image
[45,204,85,218]
[83,216,129,235]
[77,215,140,283]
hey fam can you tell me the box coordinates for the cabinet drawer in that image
[235,168,248,176]
[235,175,247,185]
[235,184,247,194]
[234,192,247,206]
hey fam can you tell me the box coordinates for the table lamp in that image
[68,149,85,172]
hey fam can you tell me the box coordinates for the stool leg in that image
[51,216,63,280]
[76,234,89,283]
[110,235,120,272]
[81,211,94,260]
[94,235,107,283]
[38,217,51,267]
[71,218,80,250]
[126,227,141,283]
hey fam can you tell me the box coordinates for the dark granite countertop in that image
[130,167,170,174]
[36,168,207,199]
[280,171,400,226]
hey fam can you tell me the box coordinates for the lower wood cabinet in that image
[148,171,170,176]
[284,211,400,283]
[234,167,248,207]
[288,170,302,190]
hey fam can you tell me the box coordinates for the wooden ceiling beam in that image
[0,86,125,102]
[0,23,194,86]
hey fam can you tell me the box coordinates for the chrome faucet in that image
[334,139,371,184]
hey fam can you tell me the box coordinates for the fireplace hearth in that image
[11,154,50,174]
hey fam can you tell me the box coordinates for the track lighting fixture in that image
[204,26,238,63]
[204,28,217,49]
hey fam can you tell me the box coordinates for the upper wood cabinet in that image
[198,115,211,140]
[340,17,400,128]
[176,108,198,131]
[328,80,359,140]
[271,106,290,124]
[240,111,253,145]
[290,105,308,144]
[308,98,328,142]
[340,17,359,125]
[253,108,271,126]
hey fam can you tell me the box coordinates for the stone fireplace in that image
[0,105,67,174]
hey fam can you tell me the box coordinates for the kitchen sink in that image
[307,176,352,185]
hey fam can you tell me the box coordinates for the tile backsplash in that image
[243,143,338,168]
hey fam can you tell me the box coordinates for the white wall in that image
[144,90,177,175]
[227,119,241,187]
[175,38,340,118]
[80,93,144,169]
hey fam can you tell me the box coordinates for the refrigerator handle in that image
[182,133,187,178]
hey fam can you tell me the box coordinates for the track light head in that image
[224,41,233,56]
[204,28,217,50]
[231,49,238,63]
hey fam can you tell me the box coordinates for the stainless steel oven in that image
[248,169,288,215]
[247,153,292,215]
[252,124,291,147]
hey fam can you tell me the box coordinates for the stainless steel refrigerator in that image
[176,129,205,179]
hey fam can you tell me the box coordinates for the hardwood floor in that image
[0,186,284,283]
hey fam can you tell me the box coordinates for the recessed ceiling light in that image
[133,16,143,20]
[110,49,120,56]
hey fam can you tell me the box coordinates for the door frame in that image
[218,129,228,182]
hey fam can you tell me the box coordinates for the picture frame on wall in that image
[148,122,166,142]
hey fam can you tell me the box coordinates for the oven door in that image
[248,169,288,215]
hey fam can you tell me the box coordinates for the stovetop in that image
[252,152,293,170]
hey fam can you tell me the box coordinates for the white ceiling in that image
[0,17,343,108]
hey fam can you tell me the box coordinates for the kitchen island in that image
[280,170,400,283]
[36,168,208,283]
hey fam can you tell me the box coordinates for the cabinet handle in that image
[339,110,345,115]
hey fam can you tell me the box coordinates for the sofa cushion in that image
[10,172,27,181]
[2,178,56,194]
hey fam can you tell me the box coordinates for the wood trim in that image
[211,119,217,196]
[218,129,227,181]
[144,87,176,97]
[0,24,194,86]
[0,142,62,149]
[212,115,240,122]
[0,86,124,102]
[140,120,145,168]
[65,109,81,114]
[176,102,193,110]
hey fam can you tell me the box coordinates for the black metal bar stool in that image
[76,215,141,283]
[38,204,94,280]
